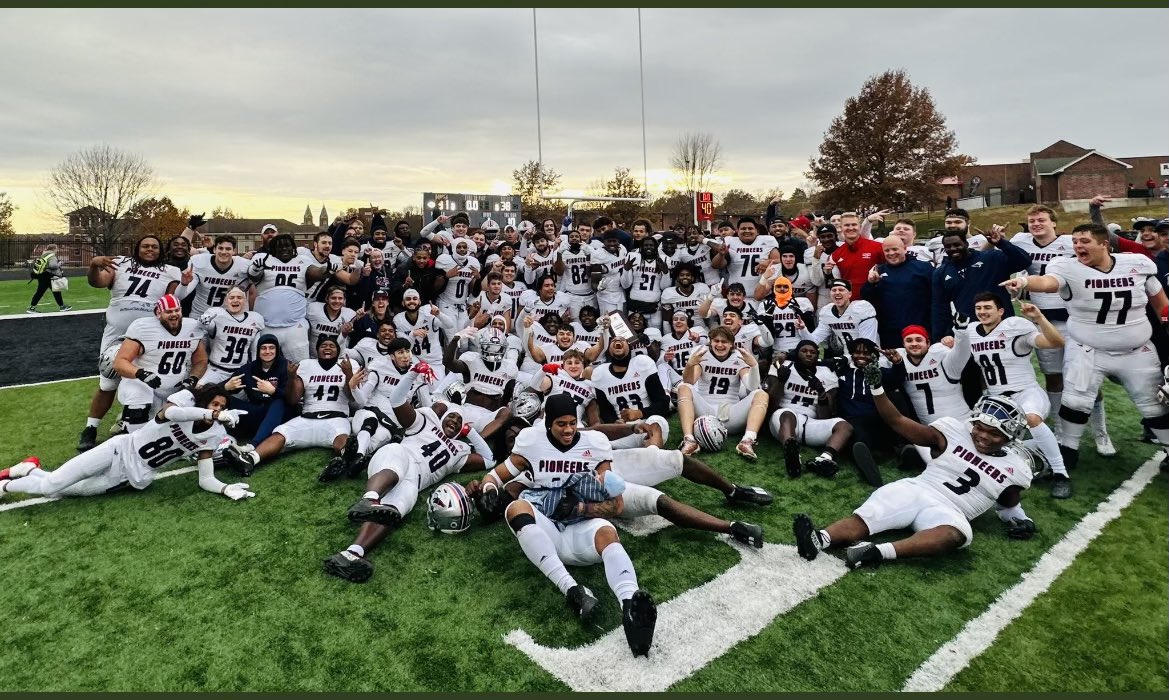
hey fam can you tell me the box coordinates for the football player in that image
[556,229,596,319]
[524,315,605,366]
[434,237,481,336]
[757,275,817,367]
[722,217,779,293]
[197,287,266,387]
[794,367,1035,570]
[958,292,1069,498]
[442,329,517,441]
[247,233,333,363]
[323,362,491,583]
[622,237,670,329]
[480,394,658,657]
[590,230,629,315]
[178,234,251,319]
[798,279,878,349]
[78,235,183,452]
[658,312,710,392]
[306,286,357,358]
[767,340,854,478]
[676,327,769,460]
[1001,222,1169,472]
[393,289,445,379]
[586,334,670,433]
[884,325,970,426]
[659,263,712,331]
[3,386,252,501]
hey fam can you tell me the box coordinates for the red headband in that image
[155,294,181,313]
[901,324,929,341]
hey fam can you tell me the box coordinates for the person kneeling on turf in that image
[792,364,1035,570]
[2,385,253,501]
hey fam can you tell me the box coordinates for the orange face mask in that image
[774,276,793,307]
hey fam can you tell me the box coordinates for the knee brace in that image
[360,415,379,435]
[121,405,151,426]
[1059,405,1091,425]
[506,510,536,534]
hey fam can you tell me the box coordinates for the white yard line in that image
[0,466,196,512]
[0,375,98,390]
[902,454,1164,692]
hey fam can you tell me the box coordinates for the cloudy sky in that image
[2,8,1166,232]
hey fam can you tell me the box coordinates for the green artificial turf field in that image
[0,275,110,314]
[1,376,1164,691]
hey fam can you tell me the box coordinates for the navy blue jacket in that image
[240,334,290,405]
[862,257,935,347]
[829,358,905,419]
[932,238,1031,338]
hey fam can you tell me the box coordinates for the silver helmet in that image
[426,482,474,535]
[444,380,468,406]
[970,395,1027,442]
[510,392,544,426]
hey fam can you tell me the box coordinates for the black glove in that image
[178,376,198,391]
[474,483,513,525]
[188,212,207,230]
[551,492,582,521]
[863,362,883,390]
[1004,517,1037,540]
[135,368,162,389]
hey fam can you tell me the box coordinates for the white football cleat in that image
[0,457,40,480]
[1094,432,1116,458]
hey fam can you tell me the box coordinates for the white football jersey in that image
[559,246,594,296]
[733,323,763,352]
[200,308,265,371]
[393,309,444,365]
[400,407,471,488]
[815,300,878,347]
[967,317,1041,394]
[571,321,603,348]
[761,297,815,353]
[296,359,349,415]
[770,361,838,418]
[660,283,711,322]
[693,349,750,408]
[776,264,817,299]
[459,351,517,396]
[520,326,559,373]
[622,253,669,304]
[364,356,426,417]
[306,302,356,355]
[591,355,658,414]
[542,370,596,420]
[512,426,613,488]
[590,244,629,294]
[659,329,709,374]
[500,281,528,320]
[472,291,510,320]
[300,250,346,301]
[913,416,1032,521]
[723,235,779,290]
[251,250,320,326]
[519,290,571,326]
[897,344,969,423]
[1047,254,1163,351]
[538,340,591,366]
[122,390,226,485]
[187,253,252,317]
[109,257,183,313]
[125,317,204,387]
[435,255,480,308]
[680,241,720,286]
[1011,233,1076,316]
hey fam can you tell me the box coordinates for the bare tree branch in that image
[669,132,724,196]
[45,144,156,255]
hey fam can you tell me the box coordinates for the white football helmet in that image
[98,342,122,380]
[510,392,544,426]
[444,380,467,406]
[692,415,727,453]
[970,395,1027,442]
[426,482,474,535]
[1157,365,1169,407]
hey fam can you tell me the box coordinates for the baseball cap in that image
[1156,218,1169,233]
[789,215,812,231]
[1105,223,1123,234]
[816,223,837,236]
[260,224,279,235]
[1132,217,1158,230]
[372,289,389,300]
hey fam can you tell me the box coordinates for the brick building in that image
[943,140,1169,207]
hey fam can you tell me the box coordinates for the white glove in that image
[198,310,218,327]
[215,409,248,428]
[222,483,256,500]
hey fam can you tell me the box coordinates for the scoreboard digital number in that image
[695,191,714,222]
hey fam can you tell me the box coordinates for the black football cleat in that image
[805,454,839,479]
[346,498,402,527]
[730,521,764,548]
[792,513,825,561]
[1050,474,1073,500]
[323,550,374,583]
[221,444,257,477]
[898,444,926,472]
[622,590,657,657]
[317,455,348,483]
[845,541,883,570]
[726,484,774,507]
[852,443,883,487]
[345,452,370,480]
[77,426,97,453]
[565,584,599,623]
[784,438,802,478]
[340,435,361,475]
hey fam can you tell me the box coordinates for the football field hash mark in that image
[505,538,848,691]
[902,454,1164,692]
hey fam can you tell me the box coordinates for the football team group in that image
[3,200,1168,658]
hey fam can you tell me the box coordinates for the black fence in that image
[0,236,136,270]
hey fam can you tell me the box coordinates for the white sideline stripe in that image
[902,455,1163,692]
[0,466,196,512]
[0,308,104,321]
[505,539,848,691]
[614,513,672,536]
[0,375,98,390]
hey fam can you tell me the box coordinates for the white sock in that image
[516,525,575,595]
[601,542,639,602]
[1089,398,1107,435]
[1030,423,1067,476]
[876,542,897,560]
[356,431,370,455]
[818,451,832,461]
[86,417,101,428]
[347,544,365,558]
[818,529,832,549]
[363,490,379,501]
[743,430,757,442]
[3,470,47,495]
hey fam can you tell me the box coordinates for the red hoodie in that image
[830,237,884,299]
